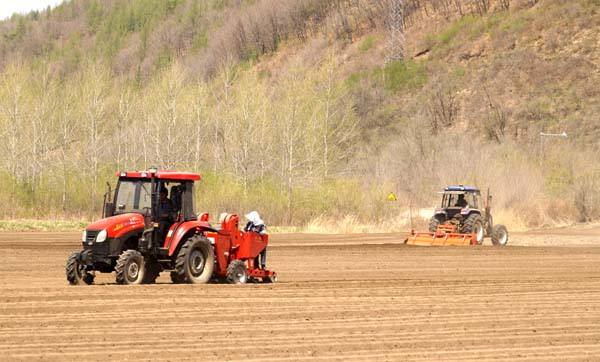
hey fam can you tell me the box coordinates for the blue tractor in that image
[429,185,508,246]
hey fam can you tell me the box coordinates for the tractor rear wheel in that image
[226,260,248,284]
[462,214,485,245]
[66,252,94,285]
[174,235,214,284]
[492,224,509,246]
[429,215,445,232]
[115,250,145,285]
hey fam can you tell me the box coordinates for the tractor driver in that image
[158,187,175,243]
[455,194,468,208]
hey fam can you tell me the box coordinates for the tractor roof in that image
[117,170,201,181]
[444,185,480,192]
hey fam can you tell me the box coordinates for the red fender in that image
[164,220,217,257]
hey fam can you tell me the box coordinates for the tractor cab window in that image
[115,179,152,214]
[443,193,470,208]
[470,193,479,209]
[159,181,196,221]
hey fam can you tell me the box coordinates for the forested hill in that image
[0,0,599,228]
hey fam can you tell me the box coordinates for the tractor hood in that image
[86,213,145,238]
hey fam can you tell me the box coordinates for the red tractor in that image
[66,169,276,285]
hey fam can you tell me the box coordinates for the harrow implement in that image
[406,222,477,246]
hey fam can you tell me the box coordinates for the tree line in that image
[0,55,357,224]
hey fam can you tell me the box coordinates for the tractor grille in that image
[85,230,99,243]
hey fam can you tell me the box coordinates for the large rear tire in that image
[226,260,248,284]
[66,252,94,285]
[428,215,445,232]
[492,224,509,246]
[174,235,214,284]
[462,214,485,245]
[115,250,145,285]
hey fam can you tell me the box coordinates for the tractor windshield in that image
[442,193,467,208]
[114,179,152,214]
[442,192,478,208]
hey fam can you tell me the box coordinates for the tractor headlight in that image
[96,229,107,243]
[81,231,86,242]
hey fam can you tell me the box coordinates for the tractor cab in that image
[104,170,200,248]
[438,186,482,219]
[106,170,198,219]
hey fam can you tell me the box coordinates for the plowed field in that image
[1,231,600,361]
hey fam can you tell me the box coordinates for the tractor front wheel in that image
[174,235,214,284]
[226,260,248,284]
[492,224,509,246]
[115,250,145,285]
[66,252,94,285]
[462,214,485,245]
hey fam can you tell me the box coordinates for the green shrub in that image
[359,35,376,53]
[438,15,477,45]
[382,60,427,93]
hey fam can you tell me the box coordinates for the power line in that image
[386,0,405,63]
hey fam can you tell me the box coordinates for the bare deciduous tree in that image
[427,83,458,135]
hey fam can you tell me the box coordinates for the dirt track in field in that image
[1,229,600,361]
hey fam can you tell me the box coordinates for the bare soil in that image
[1,228,600,361]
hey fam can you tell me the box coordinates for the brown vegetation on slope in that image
[0,0,598,228]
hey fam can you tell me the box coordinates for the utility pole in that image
[386,0,405,63]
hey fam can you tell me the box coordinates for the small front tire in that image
[492,224,509,246]
[66,252,94,285]
[226,260,248,284]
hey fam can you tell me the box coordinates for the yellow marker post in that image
[387,192,398,202]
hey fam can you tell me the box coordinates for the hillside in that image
[0,0,599,228]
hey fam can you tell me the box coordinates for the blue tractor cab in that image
[429,185,508,246]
